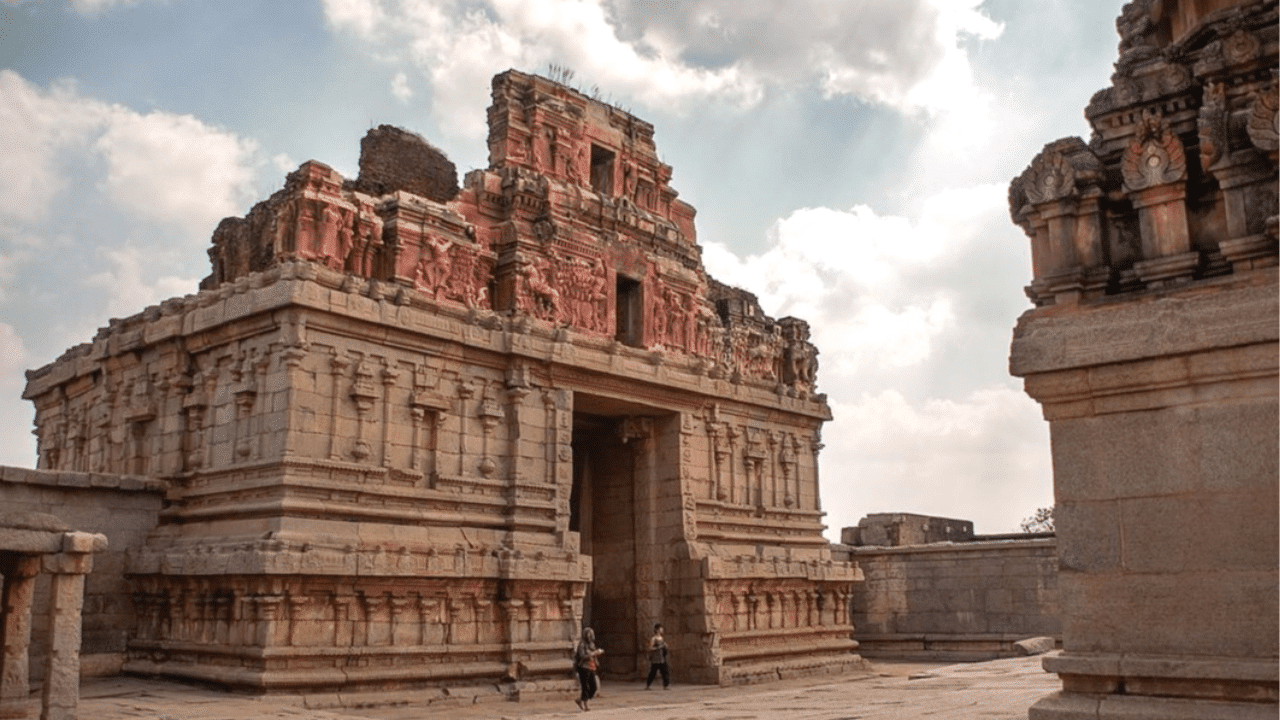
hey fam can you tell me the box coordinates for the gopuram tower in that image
[22,70,863,694]
[1009,1,1278,718]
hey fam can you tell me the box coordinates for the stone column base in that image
[1031,652,1279,720]
[1030,691,1278,720]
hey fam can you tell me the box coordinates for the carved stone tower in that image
[1009,1,1278,717]
[23,70,863,693]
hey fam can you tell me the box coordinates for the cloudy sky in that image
[0,0,1124,538]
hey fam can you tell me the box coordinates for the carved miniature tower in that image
[22,70,862,693]
[1009,1,1277,717]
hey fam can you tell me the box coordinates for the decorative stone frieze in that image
[1013,0,1278,307]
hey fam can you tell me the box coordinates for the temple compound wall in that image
[1008,1,1278,717]
[0,468,164,682]
[835,514,1059,662]
[19,70,862,695]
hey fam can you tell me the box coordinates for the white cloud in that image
[622,0,1001,136]
[701,181,1047,537]
[391,71,413,102]
[703,184,1005,376]
[320,1,1003,152]
[0,72,105,224]
[320,0,757,140]
[820,385,1053,536]
[94,108,259,238]
[83,245,201,318]
[0,322,35,467]
[0,70,260,242]
[68,0,142,15]
[271,153,297,173]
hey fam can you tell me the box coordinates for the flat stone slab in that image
[63,655,1059,720]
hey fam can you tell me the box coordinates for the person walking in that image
[574,627,604,711]
[645,623,670,689]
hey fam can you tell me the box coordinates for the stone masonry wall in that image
[838,538,1059,661]
[351,124,459,202]
[0,466,165,679]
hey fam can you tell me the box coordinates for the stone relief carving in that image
[414,239,491,309]
[1115,0,1158,67]
[1222,28,1261,66]
[1022,147,1078,204]
[1198,81,1229,170]
[1247,82,1279,156]
[558,256,609,333]
[1122,115,1187,191]
[517,255,560,321]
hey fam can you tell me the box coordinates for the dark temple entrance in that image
[570,392,675,679]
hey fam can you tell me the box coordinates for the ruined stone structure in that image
[0,468,164,685]
[20,70,861,695]
[836,515,1059,662]
[1009,1,1278,717]
[0,513,106,720]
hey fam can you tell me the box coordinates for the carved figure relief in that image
[517,256,560,321]
[349,357,378,461]
[1223,29,1261,65]
[445,245,490,309]
[1198,81,1229,170]
[1022,149,1077,205]
[1115,0,1157,66]
[415,234,454,297]
[347,201,383,276]
[782,322,818,394]
[692,301,718,359]
[732,327,782,382]
[554,256,608,333]
[414,238,491,309]
[1122,116,1187,191]
[1247,82,1279,155]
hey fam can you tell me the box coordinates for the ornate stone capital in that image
[1247,82,1279,158]
[1122,116,1187,191]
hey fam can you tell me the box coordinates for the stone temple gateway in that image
[21,70,862,694]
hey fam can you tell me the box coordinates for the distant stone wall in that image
[0,467,164,678]
[837,537,1060,661]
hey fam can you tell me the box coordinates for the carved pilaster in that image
[327,352,350,460]
[1122,115,1198,285]
[456,381,474,476]
[349,357,377,461]
[477,385,503,478]
[379,363,399,467]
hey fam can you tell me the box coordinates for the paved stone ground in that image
[65,655,1057,719]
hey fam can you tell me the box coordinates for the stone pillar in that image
[1012,270,1278,719]
[40,533,99,720]
[0,557,39,719]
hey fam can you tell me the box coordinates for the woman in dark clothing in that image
[645,623,670,689]
[574,626,604,711]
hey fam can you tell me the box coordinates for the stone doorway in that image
[570,393,675,680]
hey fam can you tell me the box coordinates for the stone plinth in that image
[1011,272,1278,717]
